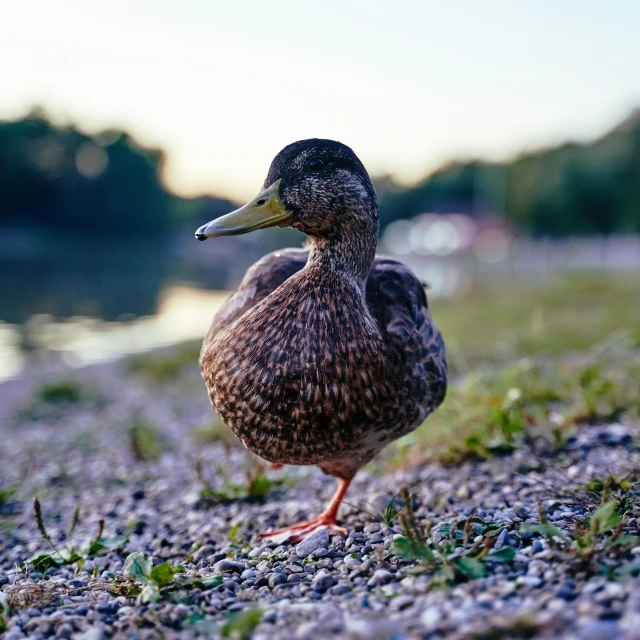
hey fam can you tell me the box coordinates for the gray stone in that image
[344,555,362,569]
[329,584,351,595]
[215,559,245,574]
[295,529,330,557]
[494,529,510,550]
[516,575,543,587]
[367,569,393,587]
[268,573,287,588]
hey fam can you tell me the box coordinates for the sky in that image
[2,0,639,202]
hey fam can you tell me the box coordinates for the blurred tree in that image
[1,108,639,237]
[378,109,640,237]
[0,110,233,234]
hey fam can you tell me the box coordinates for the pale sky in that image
[2,0,639,201]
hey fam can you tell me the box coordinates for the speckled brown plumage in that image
[201,247,447,480]
[199,139,447,479]
[197,139,446,539]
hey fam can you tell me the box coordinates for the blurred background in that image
[1,0,639,381]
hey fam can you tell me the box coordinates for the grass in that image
[193,455,296,505]
[21,378,102,421]
[35,380,84,404]
[433,272,640,371]
[25,498,128,573]
[389,345,640,467]
[390,487,516,584]
[125,341,201,382]
[128,422,172,462]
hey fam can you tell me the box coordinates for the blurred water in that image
[1,233,638,382]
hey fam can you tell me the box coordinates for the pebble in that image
[343,555,362,569]
[216,559,245,574]
[367,570,393,587]
[2,366,640,640]
[516,576,543,588]
[295,529,330,557]
[494,529,510,550]
[268,573,287,588]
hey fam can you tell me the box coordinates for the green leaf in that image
[85,536,128,557]
[391,537,433,562]
[520,523,569,541]
[24,551,59,570]
[603,535,640,550]
[482,521,508,536]
[574,532,590,550]
[485,546,516,563]
[199,575,223,588]
[140,583,161,604]
[247,476,272,499]
[453,556,487,579]
[24,548,82,570]
[124,552,152,584]
[590,501,620,535]
[150,563,181,587]
[220,608,263,640]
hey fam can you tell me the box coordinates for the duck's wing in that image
[366,256,448,420]
[202,248,309,348]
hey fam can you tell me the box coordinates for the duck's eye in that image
[309,158,324,171]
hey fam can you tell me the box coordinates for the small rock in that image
[216,559,245,574]
[330,584,351,595]
[193,545,216,562]
[55,624,74,639]
[268,573,287,588]
[556,585,576,600]
[344,614,404,639]
[421,606,441,630]
[295,528,330,557]
[516,576,542,588]
[494,529,510,550]
[344,555,362,569]
[73,629,105,640]
[390,595,414,610]
[367,569,393,587]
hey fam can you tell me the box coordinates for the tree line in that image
[1,109,639,237]
[376,109,640,236]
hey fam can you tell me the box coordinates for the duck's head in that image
[195,139,377,242]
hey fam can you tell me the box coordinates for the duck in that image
[195,139,447,543]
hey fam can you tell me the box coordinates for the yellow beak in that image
[195,179,290,240]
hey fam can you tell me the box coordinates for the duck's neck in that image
[306,217,379,288]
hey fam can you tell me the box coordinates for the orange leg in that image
[268,462,284,469]
[259,478,352,544]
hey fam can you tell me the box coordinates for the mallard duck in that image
[195,139,447,542]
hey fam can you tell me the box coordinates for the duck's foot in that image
[258,477,352,544]
[268,462,283,469]
[258,515,347,544]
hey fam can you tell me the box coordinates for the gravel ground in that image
[1,354,640,639]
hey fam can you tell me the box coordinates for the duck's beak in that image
[195,179,291,240]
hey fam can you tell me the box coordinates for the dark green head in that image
[195,139,378,243]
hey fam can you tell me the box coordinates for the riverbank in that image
[1,271,639,638]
